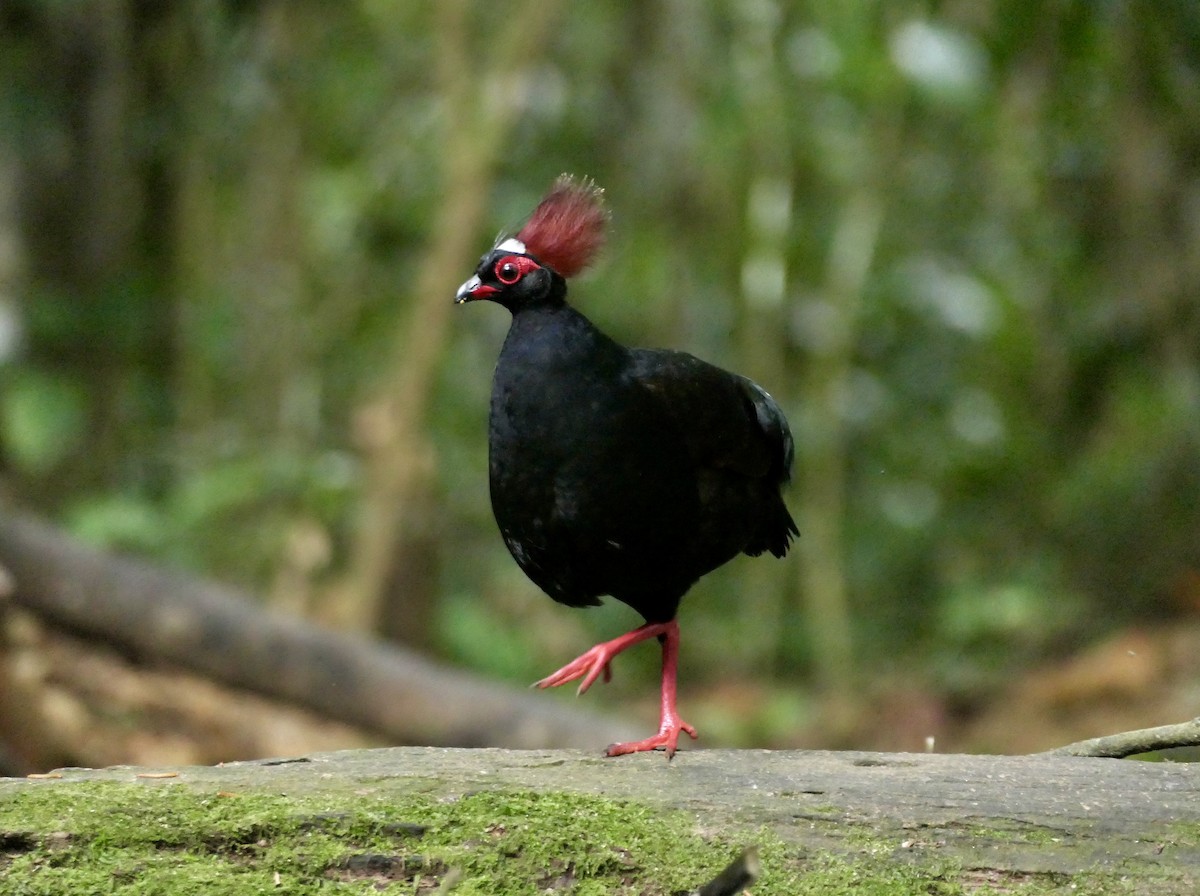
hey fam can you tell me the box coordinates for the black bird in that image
[455,176,797,756]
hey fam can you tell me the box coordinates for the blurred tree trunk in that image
[340,0,563,643]
[6,1,157,501]
[0,144,20,369]
[172,3,312,461]
[796,190,882,710]
[730,0,797,678]
[788,10,899,715]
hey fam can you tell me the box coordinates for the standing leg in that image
[604,618,697,757]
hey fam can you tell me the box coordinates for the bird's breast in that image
[488,360,698,538]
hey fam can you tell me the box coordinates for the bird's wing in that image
[628,348,794,485]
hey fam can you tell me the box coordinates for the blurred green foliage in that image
[0,1,1197,719]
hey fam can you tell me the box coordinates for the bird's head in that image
[454,238,560,310]
[455,175,609,311]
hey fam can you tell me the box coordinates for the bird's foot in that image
[604,716,698,759]
[534,621,671,695]
[534,645,614,695]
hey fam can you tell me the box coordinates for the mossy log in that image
[2,747,1197,894]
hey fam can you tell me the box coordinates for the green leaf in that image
[1,369,88,475]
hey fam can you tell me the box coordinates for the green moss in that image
[1166,821,1200,847]
[957,820,1068,847]
[0,781,1149,894]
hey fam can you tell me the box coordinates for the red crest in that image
[516,175,610,278]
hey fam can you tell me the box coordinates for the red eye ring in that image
[497,261,520,284]
[494,254,538,286]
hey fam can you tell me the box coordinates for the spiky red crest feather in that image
[516,175,609,279]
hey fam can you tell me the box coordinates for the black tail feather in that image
[744,497,799,559]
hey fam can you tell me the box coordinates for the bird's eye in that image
[496,259,521,285]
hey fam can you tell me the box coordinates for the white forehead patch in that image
[494,237,528,254]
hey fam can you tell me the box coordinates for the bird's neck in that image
[500,303,624,370]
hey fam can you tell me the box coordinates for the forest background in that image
[1,0,1197,758]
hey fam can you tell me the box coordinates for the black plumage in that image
[456,177,797,756]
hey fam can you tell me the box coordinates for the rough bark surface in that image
[5,747,1198,886]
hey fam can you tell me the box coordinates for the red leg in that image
[535,620,670,695]
[603,618,697,758]
[535,618,698,758]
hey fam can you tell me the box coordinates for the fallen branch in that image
[1040,717,1200,758]
[0,508,637,751]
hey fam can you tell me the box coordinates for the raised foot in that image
[534,644,614,695]
[605,718,698,759]
[533,621,671,695]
